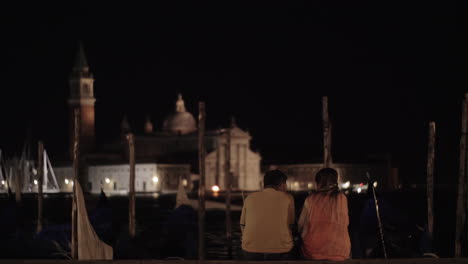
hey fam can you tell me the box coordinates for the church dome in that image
[163,94,197,135]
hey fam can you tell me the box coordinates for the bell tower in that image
[68,42,96,159]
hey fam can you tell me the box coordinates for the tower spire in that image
[176,93,186,113]
[73,41,89,72]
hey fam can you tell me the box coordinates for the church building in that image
[54,43,262,194]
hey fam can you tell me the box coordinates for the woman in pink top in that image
[298,168,351,261]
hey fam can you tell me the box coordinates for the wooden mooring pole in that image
[14,160,22,207]
[455,94,468,257]
[128,133,136,238]
[198,102,206,260]
[36,141,44,234]
[225,123,232,259]
[71,108,80,259]
[426,122,436,240]
[322,96,332,168]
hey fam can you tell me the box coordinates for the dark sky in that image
[0,1,467,184]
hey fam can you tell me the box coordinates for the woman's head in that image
[315,168,338,190]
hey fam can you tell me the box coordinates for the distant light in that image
[152,176,159,183]
[71,181,74,186]
[342,181,350,189]
[307,183,313,189]
[1,180,5,185]
[65,179,69,185]
[294,181,299,187]
[105,178,110,184]
[32,168,37,175]
[359,182,364,187]
[182,179,188,186]
[373,181,378,188]
[34,179,38,185]
[357,187,362,193]
[212,185,220,192]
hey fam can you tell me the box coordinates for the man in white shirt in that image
[240,170,295,260]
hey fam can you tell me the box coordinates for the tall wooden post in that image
[225,125,232,259]
[322,96,332,167]
[426,122,436,240]
[127,133,136,238]
[37,141,44,234]
[14,159,22,206]
[198,102,206,260]
[456,94,468,257]
[71,108,80,259]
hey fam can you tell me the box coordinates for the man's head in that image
[263,169,287,191]
[315,167,338,190]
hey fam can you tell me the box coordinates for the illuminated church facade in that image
[53,44,262,194]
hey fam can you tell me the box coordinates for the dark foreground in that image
[1,259,468,264]
[0,187,460,259]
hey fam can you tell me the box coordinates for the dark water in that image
[0,188,458,259]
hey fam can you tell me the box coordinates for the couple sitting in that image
[240,168,350,261]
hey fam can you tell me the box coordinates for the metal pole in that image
[366,172,387,259]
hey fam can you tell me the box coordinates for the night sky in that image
[1,2,467,184]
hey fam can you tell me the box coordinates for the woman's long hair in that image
[314,167,340,196]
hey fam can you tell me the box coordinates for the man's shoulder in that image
[246,189,294,200]
[245,190,262,201]
[267,189,294,201]
[283,192,295,202]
